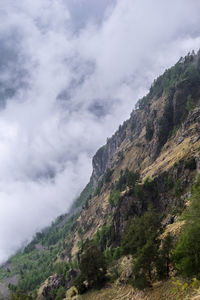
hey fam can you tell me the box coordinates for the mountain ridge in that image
[1,50,200,299]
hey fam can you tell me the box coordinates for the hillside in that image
[1,50,200,300]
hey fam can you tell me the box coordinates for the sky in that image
[0,0,200,264]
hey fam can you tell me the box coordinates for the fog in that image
[0,0,200,263]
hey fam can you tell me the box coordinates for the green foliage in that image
[11,291,34,300]
[94,224,111,250]
[94,179,103,196]
[73,180,93,208]
[136,52,200,112]
[75,243,106,292]
[185,157,196,170]
[93,169,114,197]
[186,95,195,112]
[77,226,83,237]
[181,64,200,83]
[2,213,79,295]
[112,247,122,260]
[167,175,174,190]
[121,207,166,289]
[136,95,149,110]
[103,247,122,264]
[130,119,136,131]
[168,126,179,139]
[131,272,150,290]
[172,278,189,299]
[143,177,155,191]
[54,262,69,276]
[158,100,174,148]
[174,179,182,197]
[132,239,159,288]
[156,233,173,279]
[104,248,113,263]
[173,177,200,277]
[73,274,87,294]
[115,169,139,192]
[133,178,157,208]
[55,286,65,300]
[145,121,154,141]
[121,207,161,256]
[104,168,113,183]
[109,189,121,207]
[134,184,143,199]
[117,151,124,161]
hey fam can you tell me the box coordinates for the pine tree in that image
[157,233,173,279]
[79,243,106,289]
[173,177,200,277]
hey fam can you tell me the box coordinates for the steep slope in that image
[1,50,200,299]
[70,51,200,254]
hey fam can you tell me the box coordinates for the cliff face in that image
[2,51,200,300]
[75,106,200,247]
[70,51,200,255]
[91,52,200,187]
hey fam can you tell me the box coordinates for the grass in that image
[70,279,198,300]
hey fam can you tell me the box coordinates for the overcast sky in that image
[0,0,200,264]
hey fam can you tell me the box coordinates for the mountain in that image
[1,50,200,300]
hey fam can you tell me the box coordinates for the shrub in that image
[109,189,121,207]
[174,179,182,196]
[156,233,173,279]
[104,168,113,183]
[173,177,200,277]
[145,121,154,141]
[167,175,174,190]
[185,157,196,170]
[11,291,34,300]
[117,151,124,161]
[168,126,179,139]
[94,224,111,250]
[55,286,65,300]
[78,243,106,290]
[115,169,139,191]
[132,239,159,287]
[54,262,69,276]
[143,177,155,191]
[134,184,143,200]
[186,95,195,112]
[104,248,112,263]
[113,247,122,260]
[73,273,87,294]
[94,180,103,196]
[158,100,173,148]
[132,272,150,290]
[130,119,136,131]
[121,207,161,256]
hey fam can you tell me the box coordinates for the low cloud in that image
[0,0,200,263]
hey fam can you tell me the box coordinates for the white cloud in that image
[0,0,200,263]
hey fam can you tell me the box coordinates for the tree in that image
[173,177,200,277]
[77,243,107,290]
[121,207,161,289]
[157,233,173,279]
[145,121,154,141]
[109,189,121,207]
[55,286,65,300]
[186,95,195,112]
[133,239,159,286]
[121,206,161,256]
[11,290,34,300]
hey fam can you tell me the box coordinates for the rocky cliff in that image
[1,51,200,300]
